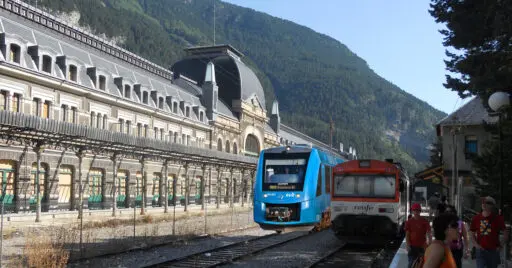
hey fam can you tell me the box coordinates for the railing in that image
[0,110,258,167]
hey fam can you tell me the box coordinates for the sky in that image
[221,0,470,115]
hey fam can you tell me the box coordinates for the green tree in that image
[430,0,512,208]
[429,0,512,98]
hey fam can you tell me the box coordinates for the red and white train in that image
[330,159,410,244]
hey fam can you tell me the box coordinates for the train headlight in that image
[263,194,268,198]
[296,194,300,198]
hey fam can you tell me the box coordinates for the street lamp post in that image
[488,91,510,268]
[488,91,510,215]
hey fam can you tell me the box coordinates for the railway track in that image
[143,231,310,268]
[68,226,262,267]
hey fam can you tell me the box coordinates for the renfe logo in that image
[353,204,374,213]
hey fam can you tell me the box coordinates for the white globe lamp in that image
[488,91,510,112]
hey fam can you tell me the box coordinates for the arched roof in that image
[232,59,265,108]
[171,50,265,109]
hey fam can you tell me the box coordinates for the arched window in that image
[217,138,222,151]
[245,134,260,156]
[225,140,230,153]
[233,142,238,154]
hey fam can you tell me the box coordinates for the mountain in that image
[29,0,446,173]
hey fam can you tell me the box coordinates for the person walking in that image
[406,203,433,268]
[470,196,509,268]
[428,192,441,220]
[423,213,459,268]
[445,205,469,268]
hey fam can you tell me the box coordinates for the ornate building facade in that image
[0,0,355,216]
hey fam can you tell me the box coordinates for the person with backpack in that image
[422,213,459,268]
[406,203,432,268]
[470,196,509,268]
[445,205,469,268]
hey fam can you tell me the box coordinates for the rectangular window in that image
[9,44,20,63]
[325,166,331,194]
[98,75,106,90]
[333,174,396,199]
[316,166,323,197]
[119,119,125,133]
[68,65,77,81]
[0,91,6,111]
[71,107,77,123]
[465,135,478,158]
[262,153,310,191]
[61,105,67,121]
[125,121,131,134]
[32,98,39,116]
[42,101,50,118]
[42,55,52,73]
[11,94,20,112]
[137,123,142,137]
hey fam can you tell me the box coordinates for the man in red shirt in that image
[405,203,432,268]
[470,196,509,268]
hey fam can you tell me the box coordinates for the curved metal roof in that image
[171,55,266,109]
[232,59,266,109]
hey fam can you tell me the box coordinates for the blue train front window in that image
[333,174,396,198]
[262,153,308,191]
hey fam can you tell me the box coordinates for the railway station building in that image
[0,0,355,216]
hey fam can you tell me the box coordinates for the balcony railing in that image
[0,110,257,167]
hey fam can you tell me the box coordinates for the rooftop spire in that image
[205,61,216,83]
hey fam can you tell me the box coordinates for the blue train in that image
[253,145,345,233]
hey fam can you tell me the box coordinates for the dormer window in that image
[9,44,20,63]
[68,65,77,81]
[158,97,164,109]
[199,112,204,122]
[42,55,52,73]
[98,75,106,90]
[124,85,131,98]
[172,102,178,113]
[185,106,190,117]
[142,91,148,104]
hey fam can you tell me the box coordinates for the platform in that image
[389,231,510,267]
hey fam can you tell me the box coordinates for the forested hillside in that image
[27,0,446,173]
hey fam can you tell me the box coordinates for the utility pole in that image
[329,115,334,155]
[451,127,458,207]
[213,0,216,46]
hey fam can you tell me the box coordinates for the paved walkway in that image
[389,220,511,268]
